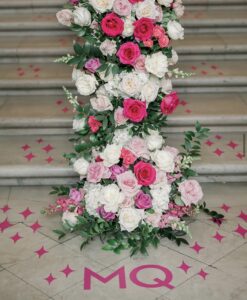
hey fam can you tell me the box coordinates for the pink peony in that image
[117,171,140,197]
[88,116,102,133]
[85,58,101,73]
[134,18,154,41]
[178,180,203,206]
[120,148,137,166]
[123,98,147,123]
[117,42,141,65]
[160,91,179,115]
[158,35,170,48]
[134,191,152,209]
[133,54,146,72]
[113,0,132,17]
[127,136,150,159]
[134,161,156,186]
[114,106,128,125]
[69,188,84,204]
[101,13,124,37]
[87,162,105,183]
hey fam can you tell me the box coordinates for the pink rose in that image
[121,148,137,166]
[134,161,156,186]
[117,42,141,65]
[117,171,140,197]
[114,107,128,125]
[85,58,101,73]
[56,9,73,26]
[127,136,150,159]
[134,18,154,41]
[69,0,79,4]
[88,116,102,133]
[143,39,153,48]
[123,98,147,123]
[87,162,105,183]
[128,0,144,3]
[178,180,203,206]
[160,91,179,115]
[158,35,170,48]
[134,191,152,209]
[110,164,127,180]
[69,188,84,204]
[101,13,124,37]
[153,25,165,39]
[113,0,132,17]
[133,54,146,72]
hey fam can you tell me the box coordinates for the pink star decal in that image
[215,134,223,140]
[178,261,191,274]
[21,144,30,151]
[60,265,75,278]
[36,138,44,144]
[35,246,48,258]
[227,141,239,150]
[234,224,247,238]
[220,204,231,213]
[24,153,36,161]
[214,148,224,157]
[185,109,192,114]
[62,107,69,113]
[42,144,54,153]
[197,269,208,280]
[10,232,23,243]
[33,67,41,73]
[205,140,214,147]
[212,231,225,243]
[236,152,245,160]
[56,99,63,105]
[30,221,42,233]
[0,218,13,232]
[201,70,208,75]
[44,273,56,285]
[46,156,53,164]
[179,100,187,106]
[190,242,204,254]
[191,66,197,70]
[238,211,247,223]
[0,204,11,213]
[19,207,34,220]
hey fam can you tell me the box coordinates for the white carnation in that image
[101,144,122,167]
[99,39,117,56]
[119,208,143,232]
[73,118,86,131]
[101,184,125,213]
[73,7,91,26]
[135,0,157,19]
[145,52,168,78]
[75,73,98,96]
[145,130,163,151]
[73,158,89,176]
[167,20,184,40]
[151,150,175,172]
[89,0,114,13]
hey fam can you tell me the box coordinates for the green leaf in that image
[53,229,66,240]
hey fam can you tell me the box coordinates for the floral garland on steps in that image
[44,0,224,256]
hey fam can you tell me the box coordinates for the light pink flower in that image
[114,106,128,125]
[85,58,101,73]
[163,146,179,159]
[87,162,105,183]
[113,0,132,17]
[155,5,163,22]
[69,188,84,204]
[178,180,203,206]
[117,171,140,197]
[145,212,162,227]
[127,136,150,159]
[133,54,146,72]
[56,9,73,26]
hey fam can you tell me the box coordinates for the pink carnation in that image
[85,58,101,73]
[158,35,170,48]
[178,180,203,206]
[88,116,102,133]
[153,25,165,39]
[117,42,141,65]
[143,39,153,48]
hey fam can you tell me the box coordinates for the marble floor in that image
[0,183,247,300]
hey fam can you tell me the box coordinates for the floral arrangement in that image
[45,0,224,255]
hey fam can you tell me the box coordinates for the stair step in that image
[0,0,65,8]
[0,93,246,134]
[0,132,245,185]
[184,0,247,6]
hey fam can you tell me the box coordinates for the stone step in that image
[0,60,246,95]
[0,93,247,134]
[0,0,65,8]
[0,132,245,185]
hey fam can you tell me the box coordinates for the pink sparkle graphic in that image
[45,157,53,164]
[19,207,34,220]
[197,269,208,280]
[42,144,54,153]
[214,148,224,157]
[24,153,36,161]
[36,138,44,144]
[60,265,75,278]
[238,211,247,223]
[10,232,23,243]
[190,242,204,254]
[62,107,69,113]
[215,135,223,140]
[0,204,11,213]
[178,261,191,274]
[234,224,247,238]
[30,221,42,233]
[236,152,245,160]
[185,109,192,114]
[44,273,56,285]
[21,144,30,151]
[227,141,239,150]
[205,140,214,147]
[220,204,231,213]
[0,218,13,232]
[212,231,225,243]
[35,246,48,258]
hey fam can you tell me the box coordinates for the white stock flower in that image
[89,0,115,13]
[135,0,157,19]
[99,39,117,56]
[122,16,134,37]
[145,130,163,151]
[157,0,173,7]
[101,144,122,167]
[56,9,73,26]
[167,20,184,40]
[160,78,173,94]
[150,187,171,212]
[62,211,79,227]
[151,150,175,172]
[119,208,143,232]
[73,118,86,131]
[73,7,91,26]
[145,52,168,78]
[75,72,98,96]
[73,158,89,176]
[101,184,125,212]
[140,76,160,104]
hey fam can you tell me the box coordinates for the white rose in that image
[145,130,163,151]
[135,0,157,19]
[101,144,122,167]
[85,184,102,216]
[72,67,83,82]
[113,0,132,16]
[75,73,98,96]
[167,20,184,40]
[73,158,89,176]
[73,118,86,131]
[173,1,185,18]
[141,77,159,104]
[145,52,168,78]
[112,128,132,146]
[150,187,171,212]
[98,69,114,82]
[90,95,113,112]
[62,211,79,227]
[89,0,114,13]
[101,184,125,212]
[151,150,175,172]
[150,169,169,189]
[119,72,142,97]
[73,7,91,26]
[169,49,179,65]
[160,78,172,94]
[119,208,143,232]
[122,16,134,37]
[56,9,73,26]
[99,39,117,56]
[157,0,172,7]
